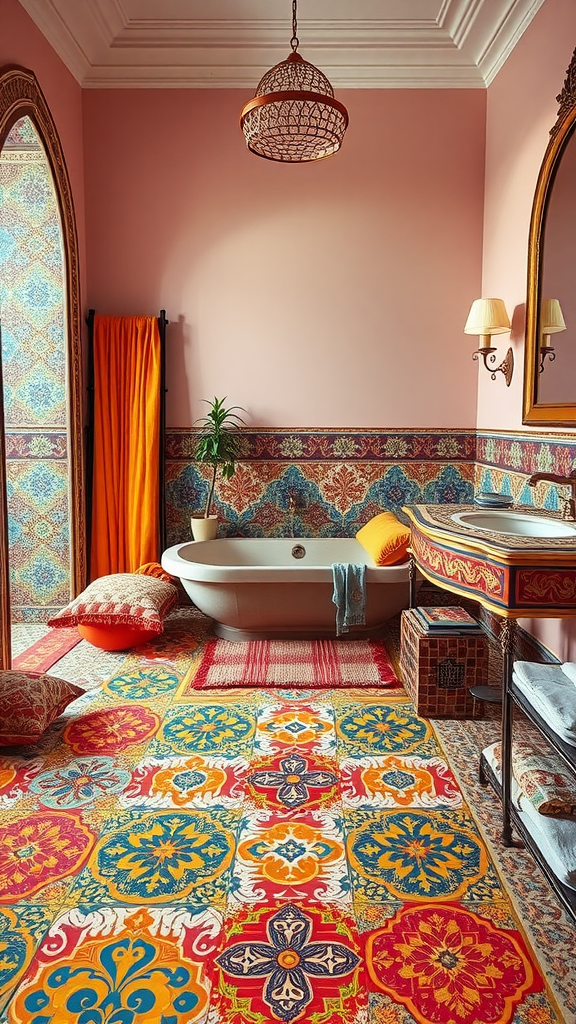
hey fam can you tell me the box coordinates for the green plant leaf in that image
[194,397,247,517]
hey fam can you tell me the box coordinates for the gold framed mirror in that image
[523,48,576,425]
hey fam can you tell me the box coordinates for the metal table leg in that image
[499,617,517,846]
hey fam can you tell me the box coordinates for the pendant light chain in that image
[239,0,349,162]
[290,0,299,52]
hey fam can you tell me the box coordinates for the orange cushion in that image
[78,623,157,651]
[355,511,411,566]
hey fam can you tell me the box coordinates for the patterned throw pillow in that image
[47,573,178,635]
[0,671,84,746]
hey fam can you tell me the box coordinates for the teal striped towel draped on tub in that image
[332,562,366,636]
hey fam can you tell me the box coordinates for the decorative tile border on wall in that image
[165,428,476,544]
[5,430,71,622]
[476,429,576,513]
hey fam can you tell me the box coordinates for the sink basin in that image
[451,510,576,538]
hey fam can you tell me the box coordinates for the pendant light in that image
[240,0,349,163]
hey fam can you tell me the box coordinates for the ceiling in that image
[19,0,544,89]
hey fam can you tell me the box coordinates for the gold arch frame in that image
[0,65,85,668]
[523,48,576,425]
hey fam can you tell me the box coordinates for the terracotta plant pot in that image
[190,514,218,541]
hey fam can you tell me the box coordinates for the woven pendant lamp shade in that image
[240,2,349,163]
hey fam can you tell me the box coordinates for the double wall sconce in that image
[464,298,513,386]
[539,298,566,372]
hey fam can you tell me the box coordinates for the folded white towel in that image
[562,663,576,687]
[513,661,576,746]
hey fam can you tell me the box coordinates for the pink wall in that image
[0,0,86,306]
[82,88,486,429]
[483,0,576,660]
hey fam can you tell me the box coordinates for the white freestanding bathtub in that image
[161,537,412,641]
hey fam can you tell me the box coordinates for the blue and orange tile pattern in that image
[0,614,561,1024]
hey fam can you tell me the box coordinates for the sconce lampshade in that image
[463,297,514,386]
[464,298,511,338]
[540,298,566,334]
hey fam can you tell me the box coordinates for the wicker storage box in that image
[400,608,487,718]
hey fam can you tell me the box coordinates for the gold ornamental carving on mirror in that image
[552,48,576,136]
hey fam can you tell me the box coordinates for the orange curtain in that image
[90,315,161,579]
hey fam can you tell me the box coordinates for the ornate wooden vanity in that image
[402,503,576,857]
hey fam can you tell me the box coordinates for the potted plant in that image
[191,396,246,541]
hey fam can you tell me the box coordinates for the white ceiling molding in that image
[16,0,543,89]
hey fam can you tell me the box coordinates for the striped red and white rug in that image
[185,636,400,690]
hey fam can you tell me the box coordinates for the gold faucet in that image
[528,470,576,520]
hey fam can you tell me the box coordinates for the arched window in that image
[0,65,85,668]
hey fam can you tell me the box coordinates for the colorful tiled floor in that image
[2,610,575,1023]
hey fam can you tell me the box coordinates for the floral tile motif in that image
[336,700,436,757]
[151,702,256,758]
[345,808,503,905]
[254,701,336,754]
[230,809,349,904]
[102,667,182,700]
[246,749,340,812]
[0,811,96,904]
[7,904,223,1024]
[62,704,161,755]
[165,427,476,543]
[28,755,131,810]
[68,807,241,907]
[365,902,546,1024]
[215,901,366,1024]
[339,753,462,809]
[121,753,249,809]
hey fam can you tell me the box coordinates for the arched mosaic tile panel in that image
[0,117,70,620]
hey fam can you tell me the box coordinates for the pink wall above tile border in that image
[82,87,486,429]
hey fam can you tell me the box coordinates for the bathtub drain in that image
[291,544,306,559]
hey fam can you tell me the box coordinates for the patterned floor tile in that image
[345,807,504,904]
[120,752,249,809]
[3,612,571,1024]
[254,700,336,754]
[230,808,350,904]
[0,810,97,905]
[101,665,183,701]
[336,698,437,757]
[246,748,340,811]
[339,752,462,809]
[6,903,223,1024]
[150,701,256,759]
[67,807,241,908]
[364,900,550,1024]
[214,900,367,1024]
[0,905,55,1016]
